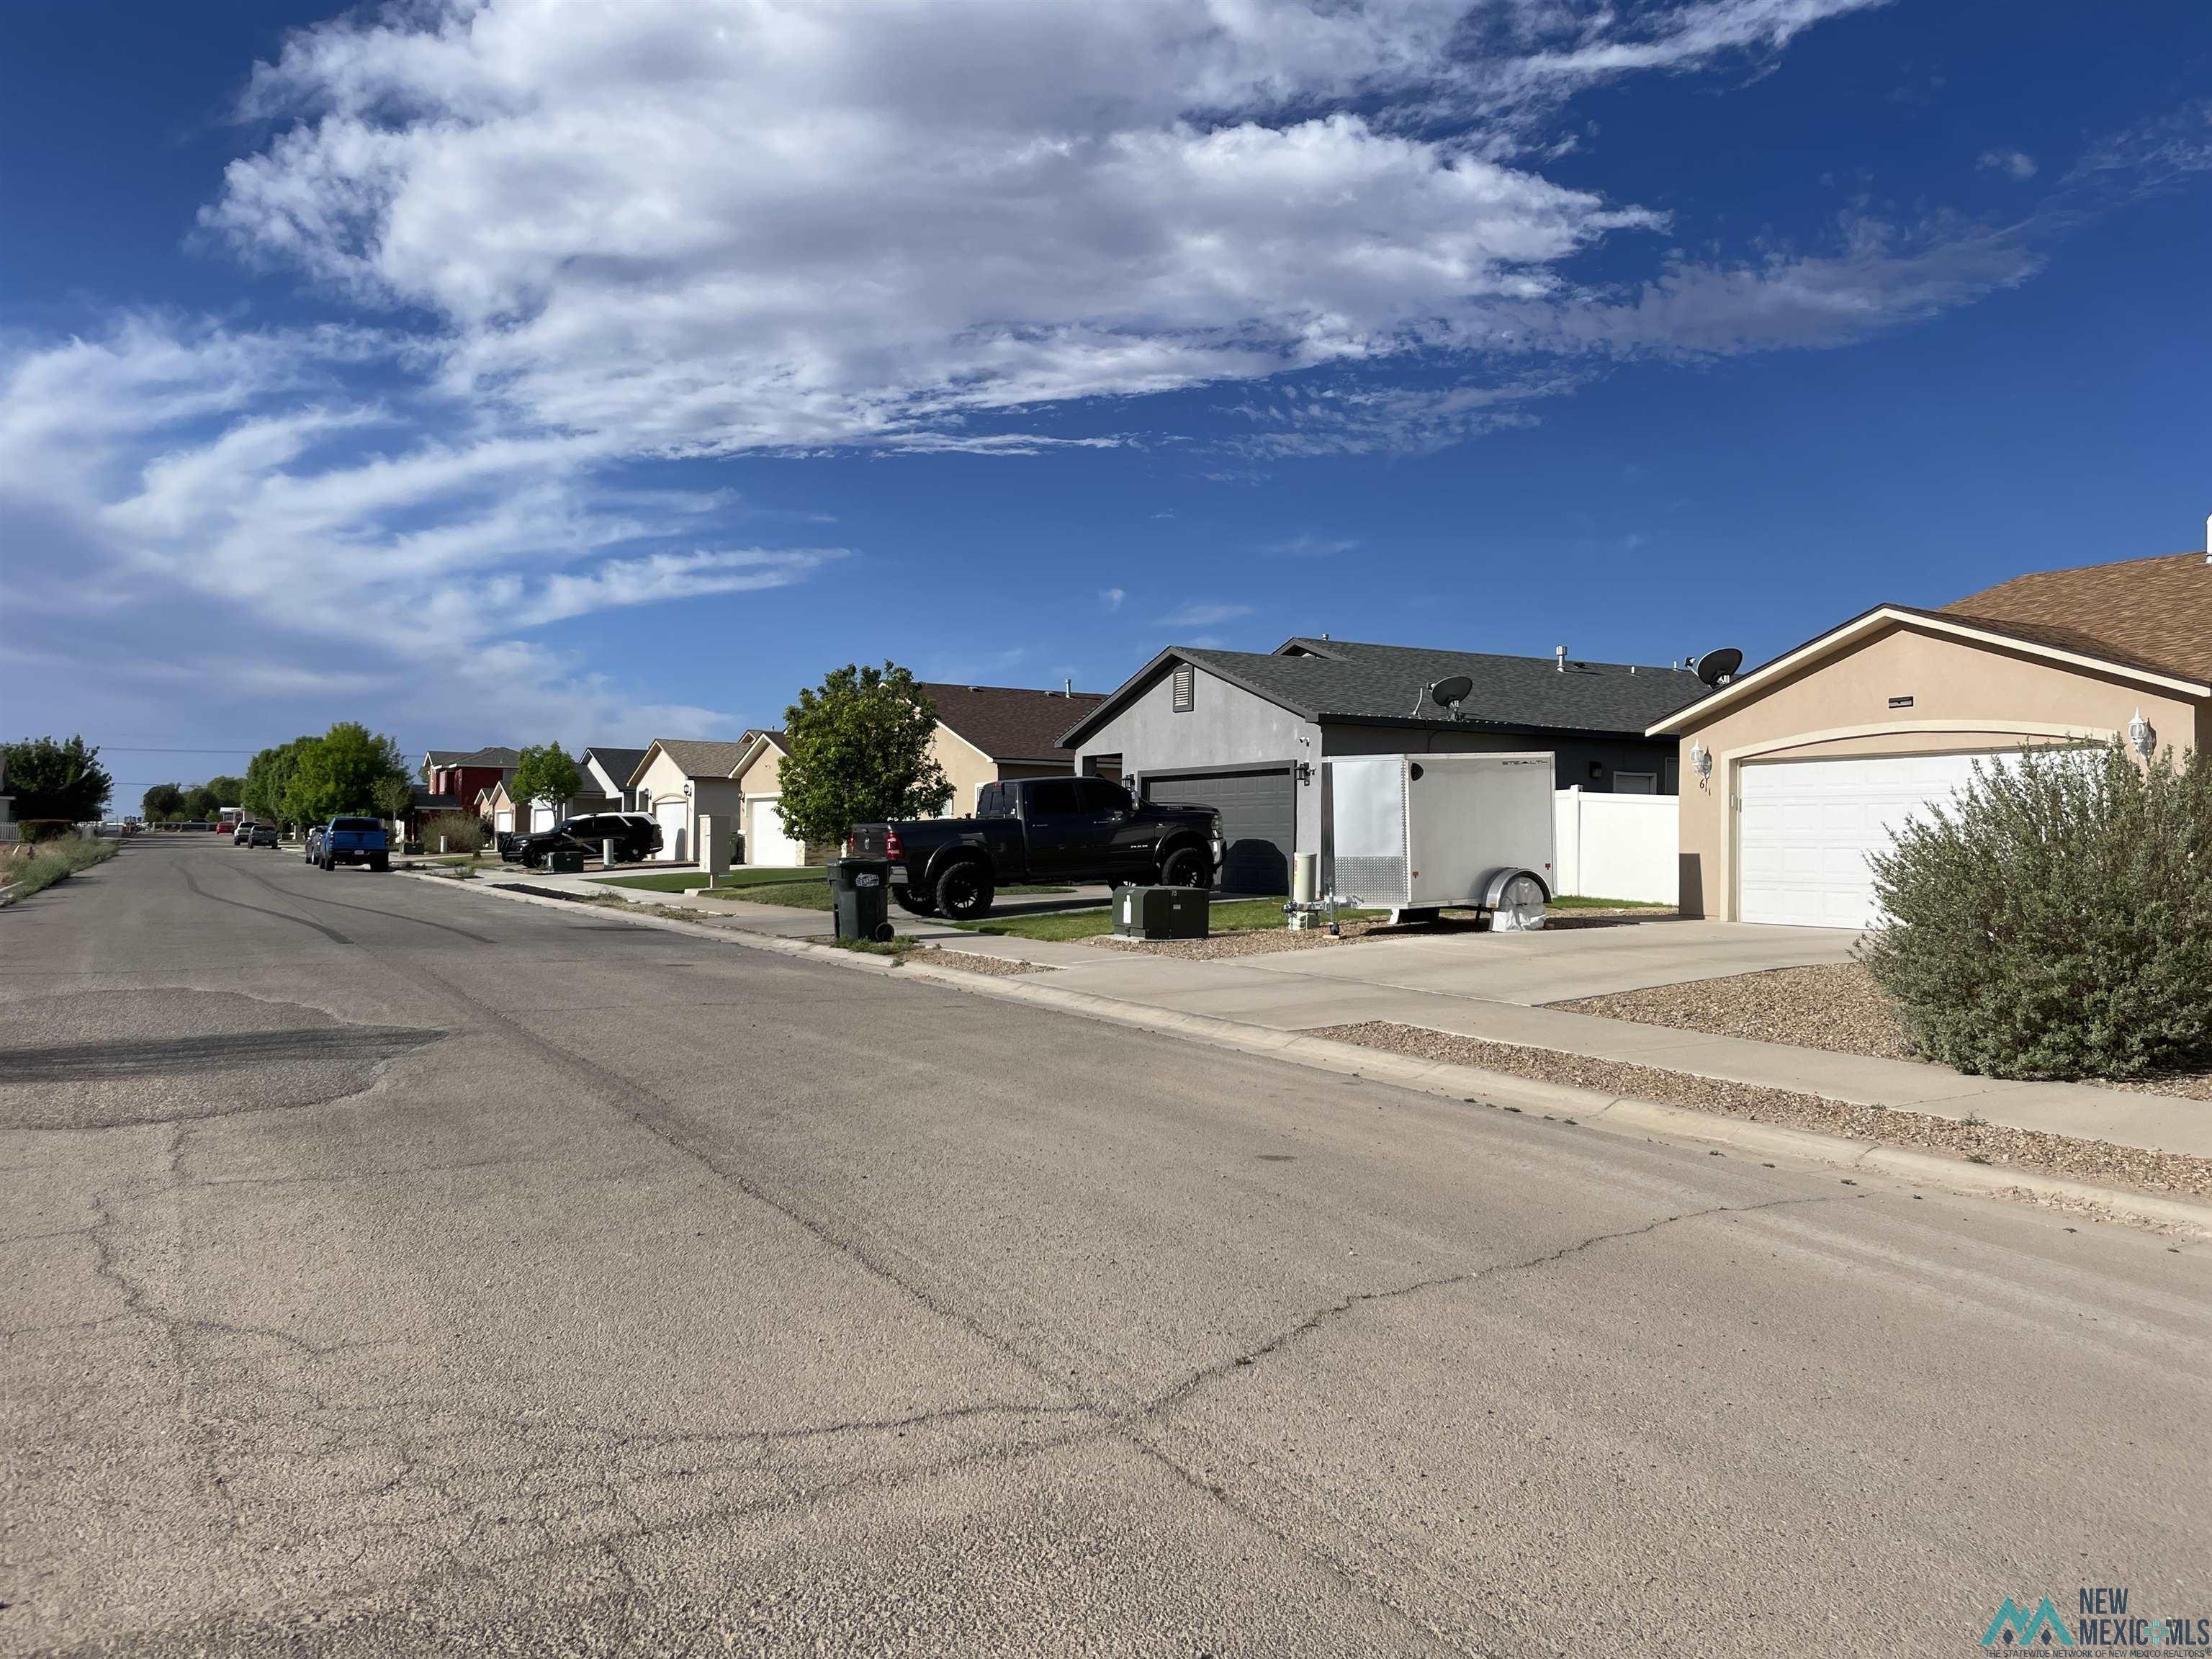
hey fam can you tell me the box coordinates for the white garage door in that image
[655,799,689,862]
[1739,751,2015,928]
[745,797,804,868]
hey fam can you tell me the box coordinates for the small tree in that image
[373,774,414,827]
[511,742,583,827]
[242,737,314,825]
[142,782,186,822]
[4,736,113,822]
[776,662,950,850]
[182,783,223,822]
[1858,741,2212,1080]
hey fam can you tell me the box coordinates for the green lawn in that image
[593,866,830,894]
[955,896,1356,942]
[1547,894,1671,909]
[703,880,835,910]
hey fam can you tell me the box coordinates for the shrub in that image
[16,819,79,844]
[1857,742,2212,1080]
[420,811,487,854]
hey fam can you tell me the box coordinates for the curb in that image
[426,874,2212,1241]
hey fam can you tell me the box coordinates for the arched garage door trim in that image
[1719,719,2118,925]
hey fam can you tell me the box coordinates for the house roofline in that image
[1058,647,1321,747]
[1645,605,2212,736]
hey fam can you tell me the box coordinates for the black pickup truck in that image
[851,777,1219,920]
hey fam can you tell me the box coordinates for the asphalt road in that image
[3,837,2206,1656]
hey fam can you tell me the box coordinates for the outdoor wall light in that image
[1689,740,1712,781]
[2128,711,2156,759]
[1295,760,1313,786]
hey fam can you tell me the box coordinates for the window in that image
[1025,779,1081,814]
[1172,662,1195,712]
[1614,773,1658,795]
[1075,779,1130,814]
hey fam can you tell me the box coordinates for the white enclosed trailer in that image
[1322,752,1557,929]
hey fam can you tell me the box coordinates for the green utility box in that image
[1114,886,1210,940]
[548,848,586,874]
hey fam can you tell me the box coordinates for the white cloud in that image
[1978,148,2038,181]
[195,0,1931,458]
[1100,588,1127,612]
[1262,532,1362,557]
[1156,601,1256,627]
[0,319,837,741]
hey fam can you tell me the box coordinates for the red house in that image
[421,746,519,810]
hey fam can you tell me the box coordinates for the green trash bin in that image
[829,856,894,943]
[548,848,586,874]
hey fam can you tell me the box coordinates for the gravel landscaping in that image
[1555,963,2212,1100]
[917,948,1054,977]
[1310,1020,2212,1200]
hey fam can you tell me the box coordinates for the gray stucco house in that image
[1058,637,1704,893]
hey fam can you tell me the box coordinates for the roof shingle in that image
[1940,551,2212,683]
[920,683,1104,761]
[1069,639,1701,742]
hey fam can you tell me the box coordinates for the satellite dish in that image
[1413,674,1475,719]
[1696,647,1743,687]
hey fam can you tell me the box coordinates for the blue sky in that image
[4,0,2208,804]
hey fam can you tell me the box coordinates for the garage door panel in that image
[1142,768,1293,894]
[1739,751,2014,928]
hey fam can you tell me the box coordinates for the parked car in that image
[233,821,255,845]
[851,777,1218,922]
[303,826,325,863]
[315,816,390,872]
[509,811,662,868]
[248,822,279,848]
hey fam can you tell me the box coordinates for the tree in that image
[204,774,245,807]
[4,736,113,822]
[776,662,950,849]
[281,722,409,827]
[142,783,185,823]
[182,783,223,822]
[510,742,583,826]
[373,775,414,825]
[241,737,314,824]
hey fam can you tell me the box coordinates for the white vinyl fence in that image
[1553,787,1678,905]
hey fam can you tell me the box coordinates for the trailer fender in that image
[1475,866,1550,931]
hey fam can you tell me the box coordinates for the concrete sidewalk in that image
[469,872,2211,1160]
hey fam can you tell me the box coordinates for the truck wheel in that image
[933,861,994,922]
[370,853,390,872]
[892,885,940,917]
[1158,845,1210,889]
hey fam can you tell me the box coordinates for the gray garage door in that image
[1143,768,1294,894]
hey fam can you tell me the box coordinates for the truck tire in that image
[933,860,994,922]
[370,853,389,872]
[1157,844,1210,889]
[892,884,939,917]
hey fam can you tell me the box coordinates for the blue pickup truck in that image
[311,815,390,873]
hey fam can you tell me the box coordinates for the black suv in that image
[509,812,662,868]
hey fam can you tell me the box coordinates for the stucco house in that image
[1063,638,1701,893]
[729,730,807,868]
[627,738,752,864]
[1649,545,2212,927]
[581,747,647,814]
[920,683,1105,814]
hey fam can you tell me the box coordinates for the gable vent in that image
[1172,662,1195,712]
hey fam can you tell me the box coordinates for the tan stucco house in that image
[920,682,1105,814]
[1650,548,2211,927]
[626,738,752,865]
[729,729,809,868]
